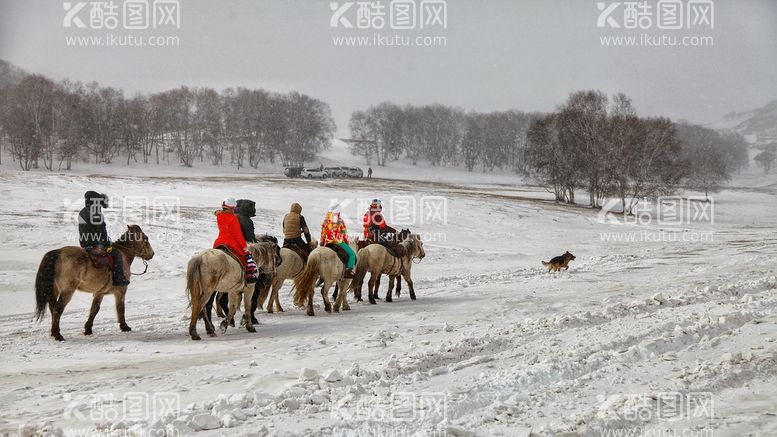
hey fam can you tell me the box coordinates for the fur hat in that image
[222,197,238,210]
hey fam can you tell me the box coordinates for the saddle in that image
[216,245,247,272]
[86,246,113,270]
[359,239,406,258]
[283,241,310,264]
[325,243,350,266]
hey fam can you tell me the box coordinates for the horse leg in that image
[273,285,284,313]
[220,291,240,333]
[332,284,339,300]
[203,292,215,322]
[217,292,234,327]
[50,289,74,341]
[203,301,217,337]
[306,286,315,317]
[249,281,261,324]
[114,288,132,332]
[215,291,226,318]
[367,273,378,305]
[257,281,270,310]
[374,275,382,303]
[321,282,332,313]
[395,275,402,297]
[385,276,393,303]
[403,271,417,300]
[84,294,104,335]
[244,285,256,333]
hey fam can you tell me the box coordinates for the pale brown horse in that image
[351,234,425,304]
[292,240,359,316]
[186,242,277,340]
[256,240,318,314]
[34,225,155,341]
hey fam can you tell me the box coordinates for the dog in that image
[541,251,576,272]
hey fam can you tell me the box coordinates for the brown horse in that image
[34,225,155,341]
[351,234,425,304]
[186,242,277,340]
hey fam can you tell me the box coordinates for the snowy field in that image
[1,150,776,437]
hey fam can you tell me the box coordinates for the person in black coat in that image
[236,199,257,243]
[78,191,129,286]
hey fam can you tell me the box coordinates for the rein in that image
[112,239,150,276]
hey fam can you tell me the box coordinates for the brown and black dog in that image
[541,251,576,272]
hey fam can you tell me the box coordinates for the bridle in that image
[112,238,151,276]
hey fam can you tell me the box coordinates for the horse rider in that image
[282,202,313,258]
[78,190,130,286]
[363,198,397,243]
[236,199,258,243]
[213,198,258,283]
[320,204,356,278]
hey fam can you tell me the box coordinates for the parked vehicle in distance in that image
[345,167,364,178]
[300,168,328,179]
[324,166,346,177]
[284,167,304,178]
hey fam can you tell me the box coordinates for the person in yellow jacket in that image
[320,204,356,278]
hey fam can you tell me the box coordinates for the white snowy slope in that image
[0,153,776,437]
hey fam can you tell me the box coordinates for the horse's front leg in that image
[84,294,104,335]
[373,274,382,303]
[395,275,402,297]
[333,280,349,312]
[244,285,256,333]
[114,288,131,332]
[403,270,416,300]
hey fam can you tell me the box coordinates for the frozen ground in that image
[0,148,776,437]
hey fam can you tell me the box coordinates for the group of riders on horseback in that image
[35,190,423,341]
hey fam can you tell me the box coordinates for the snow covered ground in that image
[1,148,776,437]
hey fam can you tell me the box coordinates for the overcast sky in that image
[1,0,775,135]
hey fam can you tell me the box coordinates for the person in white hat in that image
[213,197,258,283]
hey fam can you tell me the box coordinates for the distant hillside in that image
[716,100,777,144]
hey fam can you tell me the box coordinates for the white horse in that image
[293,240,359,316]
[186,242,277,340]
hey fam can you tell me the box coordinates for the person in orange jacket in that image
[320,203,355,278]
[213,198,258,283]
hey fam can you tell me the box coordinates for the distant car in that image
[345,167,363,178]
[301,168,327,179]
[284,167,304,178]
[324,166,346,177]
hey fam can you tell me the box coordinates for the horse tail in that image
[541,261,549,267]
[293,252,320,307]
[186,255,205,309]
[35,249,61,322]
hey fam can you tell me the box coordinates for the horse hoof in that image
[333,308,340,313]
[369,299,376,305]
[120,325,132,332]
[306,311,315,317]
[191,334,202,341]
[343,306,351,311]
[251,316,259,324]
[53,334,65,342]
[84,328,92,336]
[207,331,217,338]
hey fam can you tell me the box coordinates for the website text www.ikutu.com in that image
[65,33,180,47]
[332,33,447,47]
[599,33,713,47]
[598,428,714,437]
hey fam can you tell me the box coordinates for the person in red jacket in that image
[213,198,257,283]
[363,198,396,242]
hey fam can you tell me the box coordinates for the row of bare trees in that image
[0,71,335,171]
[525,91,748,209]
[349,102,534,171]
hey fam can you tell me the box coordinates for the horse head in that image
[118,225,155,260]
[257,234,282,268]
[410,234,425,260]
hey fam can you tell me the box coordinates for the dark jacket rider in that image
[78,191,130,286]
